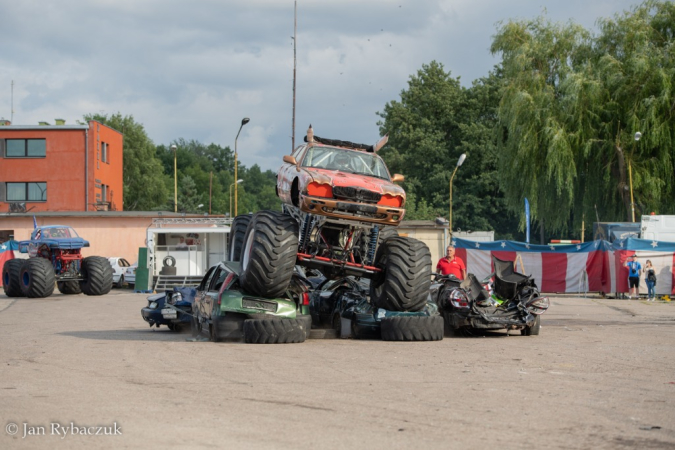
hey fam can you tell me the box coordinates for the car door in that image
[203,266,228,320]
[195,266,217,319]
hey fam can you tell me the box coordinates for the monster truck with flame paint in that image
[2,225,113,298]
[229,127,431,313]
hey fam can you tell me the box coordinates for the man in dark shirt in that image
[436,245,466,280]
[624,254,642,300]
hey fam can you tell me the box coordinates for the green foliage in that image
[84,113,169,211]
[378,62,520,239]
[491,0,675,235]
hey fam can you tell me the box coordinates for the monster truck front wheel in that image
[243,318,307,344]
[380,315,444,341]
[20,258,56,298]
[80,256,114,296]
[369,236,431,312]
[2,259,26,298]
[229,214,252,261]
[239,210,299,298]
[57,281,82,295]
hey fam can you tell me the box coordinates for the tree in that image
[84,113,168,210]
[377,62,519,238]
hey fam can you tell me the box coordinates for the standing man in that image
[436,245,466,280]
[624,254,642,300]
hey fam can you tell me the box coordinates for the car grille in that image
[242,298,277,312]
[332,186,381,203]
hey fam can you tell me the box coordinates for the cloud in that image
[0,0,638,171]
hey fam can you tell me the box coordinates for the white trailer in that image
[144,218,232,288]
[640,215,675,242]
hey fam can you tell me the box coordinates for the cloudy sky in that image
[0,0,639,171]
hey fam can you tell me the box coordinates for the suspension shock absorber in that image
[298,215,310,250]
[367,226,379,265]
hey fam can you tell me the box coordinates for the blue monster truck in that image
[2,225,113,298]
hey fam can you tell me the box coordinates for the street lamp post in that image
[234,118,250,217]
[229,179,244,219]
[171,144,177,213]
[449,153,467,238]
[629,131,642,222]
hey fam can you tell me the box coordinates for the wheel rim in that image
[22,271,30,287]
[242,227,256,271]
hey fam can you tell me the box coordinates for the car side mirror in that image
[391,174,405,183]
[283,155,297,165]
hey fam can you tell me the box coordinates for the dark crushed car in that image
[431,255,550,337]
[191,261,313,344]
[309,276,443,341]
[141,286,196,332]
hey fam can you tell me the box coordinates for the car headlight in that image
[149,301,158,309]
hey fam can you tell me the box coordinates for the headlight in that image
[377,194,403,208]
[307,182,333,198]
[149,301,158,309]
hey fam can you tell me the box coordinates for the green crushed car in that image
[191,261,312,344]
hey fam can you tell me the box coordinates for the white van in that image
[640,215,675,242]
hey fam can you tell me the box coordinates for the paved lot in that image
[1,289,674,449]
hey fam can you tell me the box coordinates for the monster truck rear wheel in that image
[20,258,56,298]
[229,214,252,261]
[57,280,82,295]
[369,236,431,312]
[80,256,114,296]
[380,315,444,341]
[243,318,306,344]
[239,210,299,298]
[2,259,26,298]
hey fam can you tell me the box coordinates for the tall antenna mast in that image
[11,80,14,123]
[291,0,297,152]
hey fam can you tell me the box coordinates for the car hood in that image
[308,169,404,196]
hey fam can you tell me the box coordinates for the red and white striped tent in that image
[452,237,675,296]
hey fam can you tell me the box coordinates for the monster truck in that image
[230,126,431,313]
[1,225,113,298]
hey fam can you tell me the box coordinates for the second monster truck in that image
[229,127,431,313]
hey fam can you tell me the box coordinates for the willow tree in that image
[491,17,592,235]
[492,1,675,235]
[587,0,675,220]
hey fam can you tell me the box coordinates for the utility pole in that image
[11,80,14,122]
[291,0,297,152]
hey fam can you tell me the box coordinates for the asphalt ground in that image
[1,289,674,449]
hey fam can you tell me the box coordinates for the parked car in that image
[431,256,550,337]
[191,261,312,344]
[308,276,443,341]
[124,263,138,287]
[107,257,132,287]
[141,287,196,331]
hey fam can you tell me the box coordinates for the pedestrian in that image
[644,260,656,301]
[624,255,642,300]
[436,245,466,280]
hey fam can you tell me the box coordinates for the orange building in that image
[0,120,123,213]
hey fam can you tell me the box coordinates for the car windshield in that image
[301,146,390,180]
[39,227,79,239]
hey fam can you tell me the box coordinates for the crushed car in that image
[431,255,550,337]
[309,276,443,341]
[191,261,312,344]
[141,286,196,332]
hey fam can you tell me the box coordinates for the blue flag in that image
[525,198,530,244]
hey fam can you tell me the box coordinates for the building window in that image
[6,139,46,157]
[101,184,107,202]
[102,142,108,163]
[6,182,47,202]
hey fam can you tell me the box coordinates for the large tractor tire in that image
[239,210,299,298]
[80,256,114,296]
[2,259,26,298]
[380,315,444,341]
[19,258,56,298]
[243,318,307,344]
[57,280,82,295]
[378,227,399,243]
[229,214,252,261]
[369,236,431,312]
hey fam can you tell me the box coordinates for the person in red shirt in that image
[436,245,466,280]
